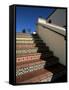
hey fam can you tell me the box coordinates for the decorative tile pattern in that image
[16,37,33,40]
[16,61,45,76]
[16,33,59,83]
[16,40,42,44]
[16,53,41,62]
[16,48,38,54]
[16,44,36,49]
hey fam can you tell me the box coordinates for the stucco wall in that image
[36,24,66,66]
[47,9,66,27]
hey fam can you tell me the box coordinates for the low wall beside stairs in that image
[36,18,66,66]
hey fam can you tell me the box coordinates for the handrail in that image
[37,19,66,40]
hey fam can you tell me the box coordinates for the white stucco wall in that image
[36,21,66,66]
[47,9,66,27]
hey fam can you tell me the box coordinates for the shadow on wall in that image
[32,34,67,82]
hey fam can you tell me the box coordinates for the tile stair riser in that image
[16,38,41,41]
[16,51,53,59]
[16,34,32,37]
[16,38,33,41]
[16,34,38,38]
[16,48,38,54]
[16,62,45,76]
[16,60,45,69]
[16,44,47,49]
[16,40,43,44]
[16,54,41,63]
[16,44,36,49]
[16,65,44,76]
[16,48,49,55]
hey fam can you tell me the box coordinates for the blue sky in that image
[16,6,55,33]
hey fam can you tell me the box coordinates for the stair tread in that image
[16,59,44,69]
[16,57,59,69]
[16,52,41,58]
[16,56,58,66]
[16,38,42,41]
[16,68,53,83]
[16,51,53,57]
[16,44,48,50]
[16,47,49,52]
[16,63,66,83]
[16,41,44,44]
[16,46,49,50]
[16,43,46,45]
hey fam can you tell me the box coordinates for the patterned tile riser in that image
[16,54,41,62]
[16,34,39,38]
[16,38,33,41]
[16,44,47,50]
[16,38,41,41]
[16,52,53,60]
[16,33,32,36]
[16,48,38,54]
[16,40,43,44]
[16,44,36,49]
[16,62,45,76]
[16,48,49,55]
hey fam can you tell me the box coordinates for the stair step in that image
[16,37,42,41]
[16,47,49,55]
[16,56,58,66]
[16,63,66,83]
[16,53,41,62]
[16,33,40,39]
[16,68,53,83]
[16,60,46,76]
[16,51,53,62]
[16,40,44,44]
[16,59,41,66]
[16,33,32,37]
[16,57,59,76]
[16,43,46,49]
[16,34,39,38]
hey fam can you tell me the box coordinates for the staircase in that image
[16,33,66,84]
